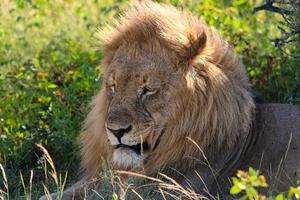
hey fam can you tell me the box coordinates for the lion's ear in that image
[185,33,207,61]
[173,31,207,65]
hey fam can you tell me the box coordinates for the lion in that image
[40,1,300,199]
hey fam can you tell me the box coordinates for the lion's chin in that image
[112,147,146,168]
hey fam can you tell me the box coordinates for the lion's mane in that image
[79,1,255,180]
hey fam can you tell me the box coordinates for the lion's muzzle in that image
[107,125,132,142]
[116,142,149,155]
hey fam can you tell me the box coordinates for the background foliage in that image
[0,0,299,198]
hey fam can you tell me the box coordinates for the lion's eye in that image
[111,85,115,94]
[107,84,115,94]
[141,86,157,98]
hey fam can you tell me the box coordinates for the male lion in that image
[41,1,300,199]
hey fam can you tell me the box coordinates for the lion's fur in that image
[38,2,300,200]
[80,1,254,179]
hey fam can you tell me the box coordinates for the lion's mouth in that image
[116,143,149,155]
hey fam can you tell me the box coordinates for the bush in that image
[162,0,300,103]
[230,167,300,200]
[0,0,127,196]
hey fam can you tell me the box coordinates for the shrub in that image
[230,167,300,200]
[0,0,127,196]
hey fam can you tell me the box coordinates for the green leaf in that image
[238,182,246,190]
[245,187,258,200]
[15,72,23,79]
[48,83,58,89]
[249,167,255,176]
[112,193,118,200]
[230,185,242,195]
[232,177,239,185]
[275,194,284,200]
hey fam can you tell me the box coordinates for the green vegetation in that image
[0,0,128,197]
[230,167,300,200]
[0,0,299,199]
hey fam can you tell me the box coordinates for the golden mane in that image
[39,3,300,200]
[81,0,255,180]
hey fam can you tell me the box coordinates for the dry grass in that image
[1,143,300,200]
[0,144,211,200]
[0,164,9,200]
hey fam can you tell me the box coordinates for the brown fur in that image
[41,1,258,199]
[40,2,300,200]
[83,0,254,175]
[79,0,256,196]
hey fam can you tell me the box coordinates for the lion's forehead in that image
[108,45,175,75]
[107,63,169,87]
[109,60,166,73]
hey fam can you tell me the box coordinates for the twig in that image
[252,3,294,15]
[252,0,294,15]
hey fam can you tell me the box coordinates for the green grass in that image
[0,0,128,197]
[0,0,299,199]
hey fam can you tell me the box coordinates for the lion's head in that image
[80,1,255,179]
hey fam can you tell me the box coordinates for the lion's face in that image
[80,1,255,182]
[104,44,183,169]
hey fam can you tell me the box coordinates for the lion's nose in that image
[107,125,132,141]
